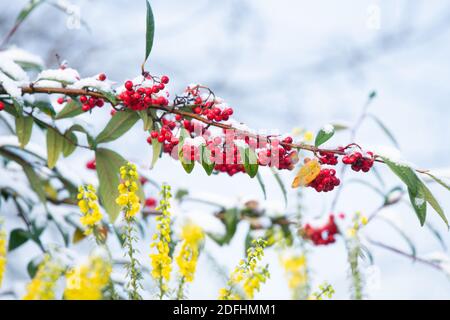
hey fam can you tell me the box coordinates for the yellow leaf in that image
[291,159,321,188]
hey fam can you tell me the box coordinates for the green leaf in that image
[315,124,335,147]
[27,257,42,278]
[55,99,83,120]
[150,138,162,169]
[368,114,400,149]
[329,122,349,131]
[271,167,287,207]
[238,146,258,178]
[46,127,64,169]
[200,145,215,176]
[62,131,77,157]
[138,110,153,131]
[23,163,46,204]
[256,172,267,200]
[421,183,448,227]
[15,0,45,24]
[96,89,118,105]
[95,148,127,222]
[143,0,155,66]
[382,156,448,227]
[66,124,95,148]
[33,101,55,117]
[177,129,195,174]
[408,186,426,226]
[95,111,139,144]
[8,228,31,251]
[423,172,450,191]
[208,209,240,245]
[15,116,33,148]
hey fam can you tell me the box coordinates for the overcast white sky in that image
[1,0,450,299]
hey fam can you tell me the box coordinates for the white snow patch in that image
[37,68,80,84]
[322,123,335,134]
[0,47,44,67]
[0,72,22,98]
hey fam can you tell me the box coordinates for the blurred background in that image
[1,0,450,299]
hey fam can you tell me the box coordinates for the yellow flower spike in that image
[64,253,112,300]
[150,184,173,299]
[23,255,63,300]
[175,223,204,298]
[77,185,103,235]
[0,222,6,288]
[219,238,269,300]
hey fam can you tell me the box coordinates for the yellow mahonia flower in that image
[347,211,368,238]
[308,282,335,300]
[176,223,204,285]
[281,254,308,290]
[150,184,173,298]
[0,223,6,288]
[64,252,112,300]
[23,255,63,300]
[303,131,314,142]
[219,238,269,300]
[116,163,141,219]
[77,185,102,235]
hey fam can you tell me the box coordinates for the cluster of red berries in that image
[308,168,340,192]
[118,76,169,111]
[212,144,246,176]
[303,215,339,246]
[79,95,105,112]
[342,151,374,172]
[147,117,180,154]
[0,101,4,111]
[318,151,338,165]
[185,86,234,123]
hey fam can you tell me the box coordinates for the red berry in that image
[125,80,133,91]
[145,197,157,207]
[98,73,107,81]
[79,96,88,104]
[57,97,65,104]
[161,75,169,84]
[82,104,90,112]
[0,102,4,111]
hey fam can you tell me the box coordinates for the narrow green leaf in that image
[315,124,335,147]
[46,127,63,169]
[200,145,215,176]
[8,228,31,251]
[238,147,258,178]
[256,172,267,200]
[96,89,118,105]
[95,110,139,144]
[34,101,55,117]
[62,131,77,157]
[423,172,450,191]
[368,114,400,149]
[95,148,127,222]
[138,110,153,131]
[150,138,162,169]
[15,0,45,24]
[144,0,155,66]
[15,116,33,148]
[421,183,448,227]
[270,167,287,206]
[408,186,427,226]
[23,163,46,204]
[55,99,83,120]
